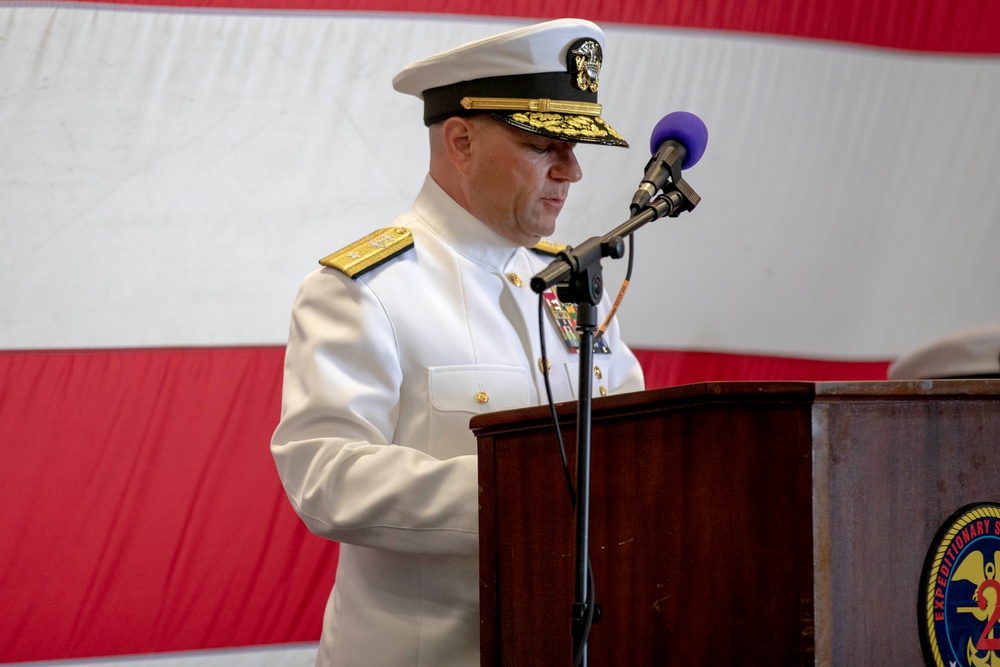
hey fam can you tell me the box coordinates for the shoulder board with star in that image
[531,239,568,257]
[319,227,414,280]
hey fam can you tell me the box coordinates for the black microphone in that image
[630,112,708,213]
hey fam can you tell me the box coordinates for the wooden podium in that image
[471,380,1000,665]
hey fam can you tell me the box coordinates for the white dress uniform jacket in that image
[272,175,645,666]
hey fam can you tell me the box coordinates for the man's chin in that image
[532,218,559,240]
[513,215,558,246]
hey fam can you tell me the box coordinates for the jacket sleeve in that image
[270,268,479,556]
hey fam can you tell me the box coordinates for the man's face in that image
[463,117,583,246]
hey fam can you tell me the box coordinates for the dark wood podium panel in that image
[471,380,1000,666]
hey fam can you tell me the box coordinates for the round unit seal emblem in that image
[920,503,1000,667]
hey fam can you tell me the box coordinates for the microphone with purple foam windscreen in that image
[630,111,708,214]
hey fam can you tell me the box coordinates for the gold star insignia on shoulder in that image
[320,227,414,280]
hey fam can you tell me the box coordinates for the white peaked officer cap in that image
[392,18,628,147]
[887,324,1000,379]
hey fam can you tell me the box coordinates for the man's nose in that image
[552,147,583,183]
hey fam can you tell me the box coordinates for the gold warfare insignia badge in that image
[568,38,601,93]
[920,503,1000,667]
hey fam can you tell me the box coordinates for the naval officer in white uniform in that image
[271,18,646,666]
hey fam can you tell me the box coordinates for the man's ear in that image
[440,116,475,175]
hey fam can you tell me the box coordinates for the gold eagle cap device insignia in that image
[320,227,414,279]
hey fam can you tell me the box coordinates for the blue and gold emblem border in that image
[920,502,1000,667]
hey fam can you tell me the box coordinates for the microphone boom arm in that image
[530,178,701,295]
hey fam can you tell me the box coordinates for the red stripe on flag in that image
[0,348,336,661]
[0,345,890,660]
[57,0,1000,54]
[633,348,891,388]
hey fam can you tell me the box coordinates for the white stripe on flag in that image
[3,5,999,358]
[1,643,317,667]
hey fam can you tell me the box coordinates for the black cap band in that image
[422,72,597,126]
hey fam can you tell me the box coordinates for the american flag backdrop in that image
[2,1,1000,664]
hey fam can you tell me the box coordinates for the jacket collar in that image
[412,175,523,272]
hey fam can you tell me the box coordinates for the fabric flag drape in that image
[3,0,999,663]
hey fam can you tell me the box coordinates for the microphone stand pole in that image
[530,178,700,667]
